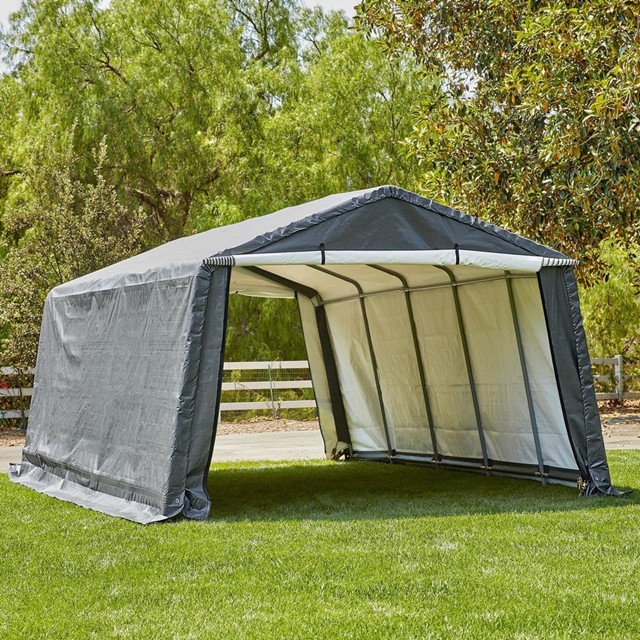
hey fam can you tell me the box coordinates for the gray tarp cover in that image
[9,186,619,523]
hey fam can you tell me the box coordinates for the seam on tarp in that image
[21,450,171,506]
[9,463,177,524]
[49,276,194,299]
[200,267,232,508]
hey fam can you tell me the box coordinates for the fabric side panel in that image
[538,267,612,487]
[18,277,195,520]
[457,280,537,465]
[298,296,338,455]
[510,278,578,471]
[364,292,432,454]
[410,288,481,459]
[560,267,613,488]
[325,300,387,451]
[175,267,231,520]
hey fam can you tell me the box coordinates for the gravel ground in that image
[0,430,26,447]
[599,399,640,445]
[3,401,640,448]
[0,417,320,447]
[216,417,319,435]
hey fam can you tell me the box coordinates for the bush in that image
[580,238,640,391]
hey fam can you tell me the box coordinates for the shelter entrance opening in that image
[227,260,577,481]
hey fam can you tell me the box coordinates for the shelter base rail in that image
[350,450,580,487]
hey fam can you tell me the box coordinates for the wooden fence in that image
[2,356,639,427]
[0,366,33,424]
[591,356,640,401]
[219,360,315,415]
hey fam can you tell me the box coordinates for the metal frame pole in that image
[505,272,547,482]
[434,266,490,473]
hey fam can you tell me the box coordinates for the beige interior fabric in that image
[365,292,433,454]
[297,295,337,455]
[324,299,388,451]
[232,263,577,470]
[511,278,577,469]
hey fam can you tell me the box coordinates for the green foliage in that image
[580,237,640,385]
[0,134,146,367]
[239,20,430,214]
[1,453,640,637]
[356,0,640,262]
[0,0,429,364]
[226,297,306,361]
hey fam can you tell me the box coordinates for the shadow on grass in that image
[206,460,637,522]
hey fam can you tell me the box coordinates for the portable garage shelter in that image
[10,185,620,523]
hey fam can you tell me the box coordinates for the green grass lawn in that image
[2,452,640,639]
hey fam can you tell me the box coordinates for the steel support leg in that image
[435,266,490,474]
[505,272,546,483]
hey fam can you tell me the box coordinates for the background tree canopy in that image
[356,0,640,260]
[0,0,429,366]
[355,0,640,365]
[0,0,638,372]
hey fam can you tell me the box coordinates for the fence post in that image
[267,363,277,421]
[614,354,624,401]
[18,384,27,430]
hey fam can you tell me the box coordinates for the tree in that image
[356,0,640,265]
[0,135,146,366]
[0,0,431,364]
[580,238,640,361]
[2,0,257,242]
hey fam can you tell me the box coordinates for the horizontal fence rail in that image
[2,355,639,427]
[220,360,315,415]
[0,367,34,423]
[591,355,640,401]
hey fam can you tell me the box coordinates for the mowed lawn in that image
[2,452,640,639]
